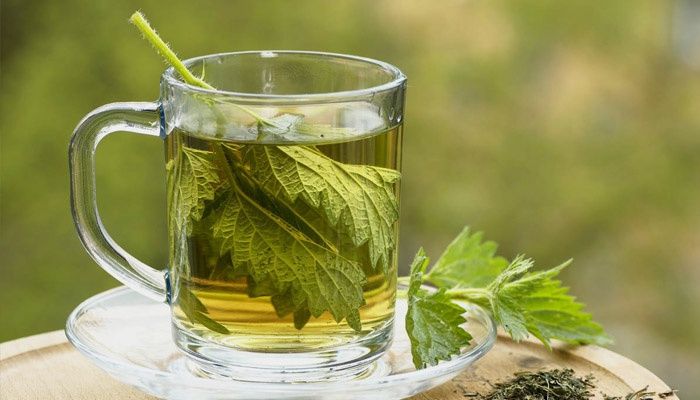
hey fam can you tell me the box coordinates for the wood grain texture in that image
[0,331,677,400]
[0,332,149,400]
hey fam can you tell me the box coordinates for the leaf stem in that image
[129,11,213,90]
[129,11,280,128]
[445,287,492,303]
[397,280,492,304]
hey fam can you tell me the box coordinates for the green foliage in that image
[405,249,472,368]
[426,227,508,288]
[212,185,367,330]
[483,256,610,347]
[406,228,610,369]
[173,142,401,331]
[178,286,230,335]
[175,147,223,231]
[237,144,401,271]
[211,160,366,329]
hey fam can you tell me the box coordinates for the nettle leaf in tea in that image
[178,286,230,335]
[169,140,390,331]
[211,146,369,330]
[131,11,610,370]
[173,147,224,232]
[232,144,401,272]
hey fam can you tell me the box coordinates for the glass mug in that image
[69,51,406,381]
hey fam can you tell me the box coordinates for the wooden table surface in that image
[0,330,677,399]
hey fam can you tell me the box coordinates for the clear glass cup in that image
[69,51,406,382]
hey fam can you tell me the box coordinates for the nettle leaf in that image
[491,257,612,347]
[211,183,366,331]
[407,248,430,298]
[406,249,472,369]
[173,147,224,231]
[427,227,509,288]
[178,286,230,335]
[494,258,612,347]
[406,228,611,368]
[270,290,313,330]
[233,144,400,272]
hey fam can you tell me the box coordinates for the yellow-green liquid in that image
[166,126,402,351]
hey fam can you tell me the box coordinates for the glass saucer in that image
[66,286,496,400]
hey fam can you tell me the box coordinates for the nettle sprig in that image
[130,11,610,370]
[400,228,610,368]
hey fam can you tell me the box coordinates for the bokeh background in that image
[2,0,699,394]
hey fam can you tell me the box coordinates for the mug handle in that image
[69,102,167,302]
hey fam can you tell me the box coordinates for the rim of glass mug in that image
[161,50,407,103]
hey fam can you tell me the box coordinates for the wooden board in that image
[0,331,677,400]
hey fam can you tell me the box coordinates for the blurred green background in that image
[2,0,699,394]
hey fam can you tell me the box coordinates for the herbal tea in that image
[166,125,402,351]
[73,12,610,381]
